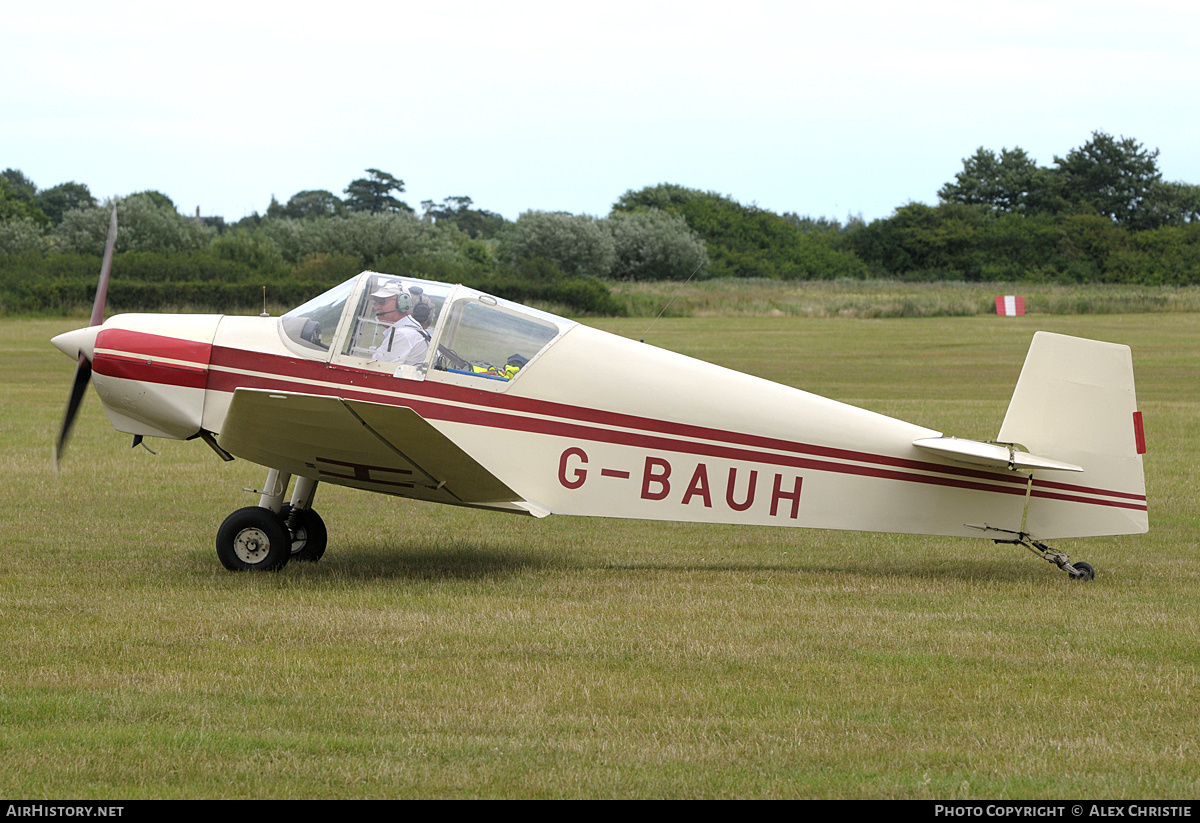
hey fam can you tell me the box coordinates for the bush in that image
[289,253,366,283]
[211,229,286,273]
[258,212,452,266]
[53,194,215,255]
[500,211,616,278]
[324,211,449,265]
[0,218,48,255]
[485,258,624,315]
[614,184,870,280]
[607,209,708,281]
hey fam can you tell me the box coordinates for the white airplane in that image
[52,215,1147,579]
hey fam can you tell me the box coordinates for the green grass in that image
[1,311,1197,798]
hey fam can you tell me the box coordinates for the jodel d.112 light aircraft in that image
[52,212,1147,579]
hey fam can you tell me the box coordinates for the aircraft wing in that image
[215,388,547,515]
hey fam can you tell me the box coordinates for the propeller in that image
[54,204,117,469]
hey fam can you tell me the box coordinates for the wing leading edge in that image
[215,388,548,516]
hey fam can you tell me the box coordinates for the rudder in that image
[997,331,1147,538]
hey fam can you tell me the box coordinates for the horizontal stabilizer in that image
[912,436,1083,473]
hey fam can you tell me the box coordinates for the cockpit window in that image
[279,278,354,352]
[278,271,573,385]
[433,295,563,381]
[342,274,451,363]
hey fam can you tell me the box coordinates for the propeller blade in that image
[54,204,117,470]
[54,356,93,470]
[90,204,117,327]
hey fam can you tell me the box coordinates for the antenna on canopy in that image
[260,286,269,317]
[639,260,704,343]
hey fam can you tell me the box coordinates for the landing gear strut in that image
[216,469,325,571]
[281,504,327,562]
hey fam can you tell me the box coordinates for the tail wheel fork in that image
[970,523,1096,582]
[996,533,1095,582]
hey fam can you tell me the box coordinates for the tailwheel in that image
[1030,541,1096,581]
[1030,541,1097,582]
[281,503,327,563]
[1068,561,1095,582]
[987,528,1097,582]
[216,506,292,571]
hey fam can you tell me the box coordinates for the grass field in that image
[1,310,1197,798]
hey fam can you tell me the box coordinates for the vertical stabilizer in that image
[997,332,1147,538]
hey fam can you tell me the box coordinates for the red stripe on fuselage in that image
[210,346,1029,484]
[203,345,1146,512]
[96,328,213,363]
[93,353,208,389]
[93,329,211,390]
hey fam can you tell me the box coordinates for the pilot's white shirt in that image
[371,314,429,366]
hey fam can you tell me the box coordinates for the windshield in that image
[279,277,354,352]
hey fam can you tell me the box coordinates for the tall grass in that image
[611,279,1200,319]
[1,313,1197,798]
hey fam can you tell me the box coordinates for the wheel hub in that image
[289,525,308,554]
[233,527,272,564]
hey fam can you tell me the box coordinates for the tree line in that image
[2,131,1198,316]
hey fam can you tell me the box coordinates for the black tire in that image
[1070,561,1095,582]
[280,504,327,563]
[216,506,292,572]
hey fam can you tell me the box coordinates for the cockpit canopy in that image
[279,272,574,386]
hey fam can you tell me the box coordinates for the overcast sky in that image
[5,0,1197,224]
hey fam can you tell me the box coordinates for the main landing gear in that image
[216,470,327,571]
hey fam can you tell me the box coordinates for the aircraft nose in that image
[51,326,102,361]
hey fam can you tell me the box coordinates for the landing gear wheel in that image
[280,504,327,563]
[1069,561,1095,582]
[216,506,292,572]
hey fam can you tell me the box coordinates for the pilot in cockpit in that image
[369,282,430,366]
